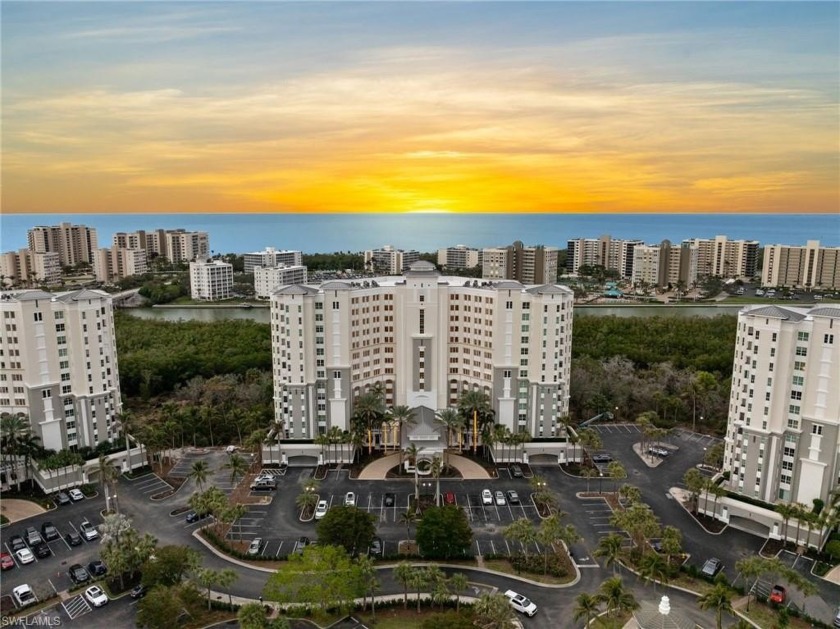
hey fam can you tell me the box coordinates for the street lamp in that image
[598,472,604,494]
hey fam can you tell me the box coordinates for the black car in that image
[591,453,613,463]
[68,563,90,584]
[55,492,71,506]
[510,464,523,478]
[383,493,395,507]
[41,522,60,541]
[88,560,107,577]
[32,543,52,559]
[130,584,147,599]
[186,511,206,523]
[8,535,26,552]
[369,537,383,557]
[65,531,83,547]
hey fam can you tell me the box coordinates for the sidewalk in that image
[357,453,491,480]
[1,498,46,524]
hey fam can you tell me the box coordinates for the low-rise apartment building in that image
[190,258,234,301]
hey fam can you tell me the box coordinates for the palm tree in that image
[577,428,603,466]
[697,582,734,629]
[594,533,624,574]
[399,510,418,538]
[408,567,428,613]
[473,593,515,628]
[457,389,493,454]
[597,576,638,618]
[393,561,414,609]
[352,390,385,455]
[503,517,538,561]
[573,592,601,628]
[1,413,40,491]
[431,455,443,507]
[98,454,121,513]
[314,432,330,465]
[188,460,211,492]
[389,405,416,463]
[222,453,248,484]
[447,573,469,612]
[775,502,798,546]
[434,408,459,464]
[115,410,137,473]
[638,551,669,591]
[218,568,238,607]
[295,490,318,517]
[582,467,598,492]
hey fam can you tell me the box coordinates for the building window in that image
[797,331,809,341]
[813,424,823,436]
[825,334,835,344]
[33,312,43,322]
[795,346,807,357]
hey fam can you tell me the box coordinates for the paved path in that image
[0,498,46,523]
[357,453,492,480]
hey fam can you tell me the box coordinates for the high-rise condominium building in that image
[566,236,643,278]
[682,235,759,279]
[364,245,420,275]
[0,250,61,287]
[112,229,209,264]
[437,245,481,269]
[93,247,148,283]
[482,241,558,284]
[254,265,308,299]
[270,262,573,440]
[762,240,840,290]
[190,259,234,301]
[631,240,697,288]
[28,223,98,268]
[0,289,123,452]
[243,248,304,274]
[723,305,839,508]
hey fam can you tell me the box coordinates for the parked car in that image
[383,493,395,507]
[294,537,310,554]
[16,548,34,565]
[591,453,612,463]
[247,538,263,556]
[41,522,60,541]
[249,478,277,491]
[84,585,109,607]
[1,552,14,571]
[80,520,99,541]
[65,531,83,547]
[834,606,840,628]
[69,488,85,501]
[130,584,147,599]
[769,585,786,604]
[510,464,523,478]
[31,543,51,559]
[55,492,71,506]
[88,560,107,577]
[481,489,493,505]
[369,537,383,557]
[68,563,91,585]
[12,584,36,607]
[444,491,456,505]
[494,490,506,506]
[186,511,208,523]
[314,500,329,520]
[506,490,520,505]
[225,445,238,454]
[344,492,356,507]
[648,446,670,457]
[504,589,538,616]
[24,527,43,547]
[8,535,26,552]
[701,557,723,578]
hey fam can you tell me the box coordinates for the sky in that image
[2,1,838,215]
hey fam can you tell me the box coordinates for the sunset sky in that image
[2,1,838,215]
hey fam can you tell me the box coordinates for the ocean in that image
[1,213,838,254]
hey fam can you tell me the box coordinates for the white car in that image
[344,492,356,507]
[80,520,99,541]
[481,489,493,505]
[12,584,37,607]
[495,490,507,506]
[84,585,109,607]
[16,548,35,565]
[69,488,85,501]
[247,538,262,556]
[314,500,329,520]
[504,589,538,616]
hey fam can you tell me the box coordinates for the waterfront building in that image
[0,289,123,453]
[0,249,61,287]
[28,222,98,268]
[631,240,696,289]
[762,240,840,290]
[364,245,420,275]
[112,229,209,264]
[270,261,574,441]
[682,235,759,279]
[93,246,148,284]
[189,258,234,301]
[243,247,303,274]
[254,264,308,299]
[437,245,481,270]
[723,304,840,514]
[566,235,643,278]
[481,241,558,284]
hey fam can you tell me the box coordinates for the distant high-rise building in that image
[243,248,303,274]
[190,258,234,301]
[28,223,98,268]
[93,247,148,284]
[112,229,209,264]
[437,245,481,269]
[0,288,123,452]
[254,264,308,299]
[364,245,420,274]
[723,304,839,513]
[631,240,697,289]
[682,235,759,279]
[0,249,61,287]
[566,235,643,278]
[482,241,558,284]
[762,240,840,290]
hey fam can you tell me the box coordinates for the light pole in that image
[598,472,604,494]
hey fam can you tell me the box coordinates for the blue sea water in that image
[1,213,838,254]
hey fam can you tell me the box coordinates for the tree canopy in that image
[316,506,377,556]
[416,505,473,559]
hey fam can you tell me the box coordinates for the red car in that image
[444,491,456,505]
[0,552,14,570]
[769,585,786,604]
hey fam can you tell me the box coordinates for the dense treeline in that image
[302,252,365,271]
[114,312,271,399]
[572,314,737,373]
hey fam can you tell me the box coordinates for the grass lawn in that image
[481,558,576,585]
[736,602,815,629]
